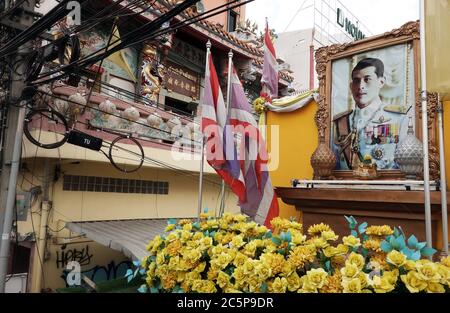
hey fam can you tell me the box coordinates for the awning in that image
[65,219,170,261]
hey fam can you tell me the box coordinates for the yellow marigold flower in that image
[192,280,217,293]
[193,262,206,273]
[156,251,166,266]
[178,219,192,225]
[231,235,246,248]
[336,244,349,255]
[211,244,226,256]
[386,250,407,267]
[176,271,186,283]
[358,272,371,289]
[233,214,248,223]
[321,230,339,242]
[200,236,213,249]
[261,253,286,275]
[288,245,316,268]
[425,282,445,293]
[319,273,343,293]
[340,263,360,279]
[166,239,182,257]
[255,262,272,280]
[346,252,365,270]
[262,241,278,254]
[168,255,180,270]
[224,287,243,293]
[401,271,428,293]
[342,235,361,248]
[246,275,261,293]
[415,260,441,283]
[363,239,382,252]
[147,235,163,253]
[166,233,178,242]
[192,232,203,241]
[242,241,258,257]
[180,230,192,242]
[233,252,248,268]
[372,275,395,293]
[165,224,176,232]
[440,256,450,268]
[216,271,231,289]
[271,277,288,293]
[161,272,177,290]
[342,277,362,293]
[221,233,234,245]
[212,252,233,270]
[365,225,394,237]
[331,255,346,269]
[308,223,331,237]
[402,260,415,271]
[282,261,294,277]
[147,262,156,278]
[306,268,328,289]
[370,253,389,270]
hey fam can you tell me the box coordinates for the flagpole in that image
[437,94,449,256]
[219,50,234,218]
[198,40,211,222]
[419,0,433,254]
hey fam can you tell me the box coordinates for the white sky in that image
[246,0,420,36]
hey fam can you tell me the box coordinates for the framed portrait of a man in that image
[331,44,415,171]
[314,21,440,180]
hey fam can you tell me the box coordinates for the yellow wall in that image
[17,158,239,291]
[266,100,318,220]
[267,99,450,251]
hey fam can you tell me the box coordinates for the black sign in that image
[68,130,103,151]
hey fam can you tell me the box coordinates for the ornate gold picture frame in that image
[314,21,439,180]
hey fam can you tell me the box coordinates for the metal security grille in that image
[63,175,169,195]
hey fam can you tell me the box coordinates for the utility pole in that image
[0,0,36,292]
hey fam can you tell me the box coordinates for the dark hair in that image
[352,58,384,78]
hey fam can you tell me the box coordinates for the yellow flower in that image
[243,241,258,257]
[233,267,245,281]
[358,272,370,289]
[342,278,362,293]
[286,272,301,292]
[247,275,261,293]
[292,232,307,245]
[306,268,328,289]
[156,251,166,266]
[308,223,331,237]
[166,239,182,257]
[191,280,217,293]
[346,252,365,270]
[200,236,213,249]
[425,282,445,293]
[415,260,441,283]
[147,262,156,278]
[233,214,248,222]
[233,252,248,267]
[320,273,343,293]
[193,262,206,273]
[372,275,395,293]
[207,267,219,281]
[321,230,339,242]
[212,252,233,270]
[440,256,450,268]
[231,235,245,248]
[336,244,349,255]
[365,225,394,237]
[165,224,176,232]
[192,232,204,241]
[261,253,285,275]
[312,237,330,249]
[363,239,382,252]
[386,250,407,267]
[342,235,361,248]
[182,223,193,231]
[404,260,416,271]
[323,246,338,258]
[216,271,231,289]
[271,277,288,293]
[331,255,346,269]
[383,269,399,285]
[437,264,450,286]
[401,271,428,293]
[340,263,360,279]
[147,235,163,253]
[255,261,272,280]
[243,260,256,274]
[288,245,316,268]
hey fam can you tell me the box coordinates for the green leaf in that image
[204,208,209,213]
[150,286,159,293]
[394,228,401,237]
[132,260,140,267]
[395,236,406,250]
[168,218,177,225]
[410,250,421,261]
[325,260,331,272]
[271,236,282,246]
[362,234,369,242]
[139,268,146,275]
[125,269,133,277]
[380,240,392,253]
[401,247,414,260]
[351,230,358,237]
[416,242,427,250]
[407,235,418,248]
[361,247,369,257]
[421,247,437,257]
[260,282,268,293]
[358,222,368,234]
[263,231,273,239]
[137,285,148,293]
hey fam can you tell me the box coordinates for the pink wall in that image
[204,0,246,30]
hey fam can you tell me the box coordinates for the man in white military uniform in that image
[347,58,405,170]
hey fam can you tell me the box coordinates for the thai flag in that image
[229,65,279,228]
[261,20,279,99]
[201,53,246,203]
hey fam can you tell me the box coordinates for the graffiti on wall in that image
[56,245,93,269]
[60,261,132,286]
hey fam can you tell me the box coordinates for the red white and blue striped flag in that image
[261,20,278,98]
[201,53,246,203]
[229,65,279,227]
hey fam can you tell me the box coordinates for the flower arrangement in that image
[131,213,450,293]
